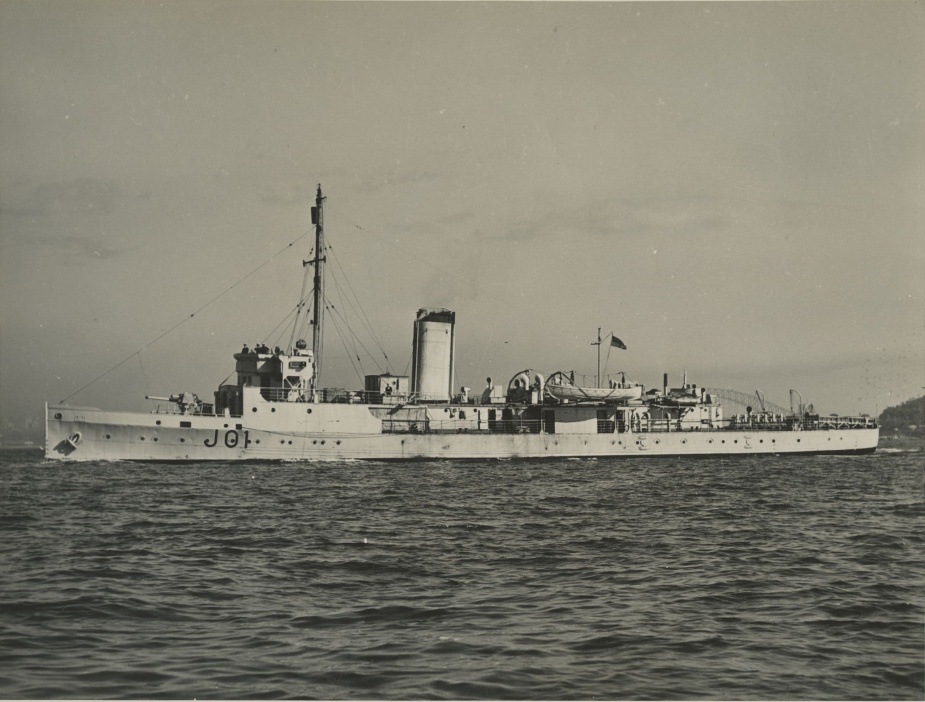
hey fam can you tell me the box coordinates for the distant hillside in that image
[879,396,925,437]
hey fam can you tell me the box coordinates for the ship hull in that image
[46,403,879,462]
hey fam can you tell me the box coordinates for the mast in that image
[591,327,602,388]
[310,184,326,396]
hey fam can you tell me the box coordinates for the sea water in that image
[1,448,922,699]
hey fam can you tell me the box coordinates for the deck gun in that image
[145,392,203,415]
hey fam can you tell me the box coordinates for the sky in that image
[1,0,923,436]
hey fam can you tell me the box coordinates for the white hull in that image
[46,402,879,462]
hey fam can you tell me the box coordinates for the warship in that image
[46,186,879,461]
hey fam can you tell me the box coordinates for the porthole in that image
[54,413,62,420]
[681,439,686,444]
[722,440,726,444]
[153,437,158,442]
[179,438,185,443]
[140,436,145,441]
[734,440,738,444]
[252,407,257,413]
[156,420,162,426]
[224,424,229,428]
[336,440,341,445]
[709,439,713,444]
[312,440,317,445]
[255,439,260,444]
[760,439,764,444]
[105,434,111,439]
[797,439,801,443]
[288,440,293,445]
[306,408,312,414]
[320,440,326,445]
[280,440,285,445]
[271,408,276,413]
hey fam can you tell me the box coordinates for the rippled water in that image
[1,448,922,699]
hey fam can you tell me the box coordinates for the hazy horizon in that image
[2,1,923,437]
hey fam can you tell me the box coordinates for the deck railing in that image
[633,415,877,433]
[726,414,876,430]
[257,387,410,404]
[381,418,544,435]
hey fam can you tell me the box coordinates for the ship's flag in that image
[611,336,627,350]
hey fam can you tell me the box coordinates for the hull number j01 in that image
[204,429,248,449]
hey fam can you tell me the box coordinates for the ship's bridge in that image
[213,342,314,416]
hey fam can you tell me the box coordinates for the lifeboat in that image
[545,371,643,403]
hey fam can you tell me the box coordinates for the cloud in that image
[401,209,475,237]
[56,234,126,260]
[1,177,119,218]
[348,169,443,197]
[3,230,127,261]
[501,195,739,243]
[0,178,127,260]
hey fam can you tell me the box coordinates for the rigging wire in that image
[326,248,378,362]
[324,298,363,374]
[301,199,392,381]
[287,241,315,350]
[325,263,384,374]
[329,206,471,375]
[60,231,310,403]
[323,299,363,381]
[326,242,392,371]
[263,303,301,351]
[323,291,383,377]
